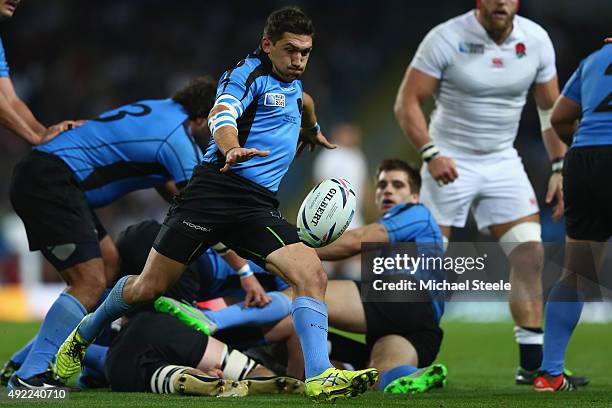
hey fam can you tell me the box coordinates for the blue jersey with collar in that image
[0,37,9,77]
[562,44,612,148]
[196,248,288,301]
[35,99,203,208]
[378,203,445,322]
[203,48,303,193]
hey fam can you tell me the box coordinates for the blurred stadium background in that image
[0,0,611,322]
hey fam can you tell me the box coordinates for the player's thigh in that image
[420,159,481,228]
[369,335,418,372]
[473,155,539,231]
[325,281,367,333]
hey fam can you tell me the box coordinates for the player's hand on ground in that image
[296,128,336,157]
[221,147,270,172]
[240,274,271,308]
[427,155,458,186]
[546,172,564,222]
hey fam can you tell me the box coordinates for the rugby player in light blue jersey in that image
[312,159,447,394]
[0,0,80,144]
[56,7,378,402]
[5,76,216,389]
[534,42,612,392]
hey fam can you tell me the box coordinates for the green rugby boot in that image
[383,363,447,394]
[154,296,218,335]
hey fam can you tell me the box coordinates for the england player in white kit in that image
[394,0,574,385]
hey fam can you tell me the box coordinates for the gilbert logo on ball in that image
[297,178,356,247]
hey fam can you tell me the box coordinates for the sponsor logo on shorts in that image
[264,93,285,108]
[182,220,211,232]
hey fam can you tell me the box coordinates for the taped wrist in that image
[551,157,564,173]
[420,142,440,163]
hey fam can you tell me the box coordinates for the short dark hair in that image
[263,6,314,44]
[171,75,217,120]
[376,159,422,193]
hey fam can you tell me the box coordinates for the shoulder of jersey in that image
[428,11,472,40]
[514,14,550,41]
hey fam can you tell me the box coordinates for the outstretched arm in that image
[0,77,46,144]
[316,223,389,261]
[533,77,568,222]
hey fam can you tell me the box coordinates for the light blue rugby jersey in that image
[0,37,10,77]
[203,47,303,193]
[378,203,446,322]
[562,44,612,148]
[35,99,203,208]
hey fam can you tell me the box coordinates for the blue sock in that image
[291,296,333,378]
[10,335,37,365]
[16,293,86,379]
[83,344,108,374]
[205,292,291,330]
[78,275,133,343]
[378,365,418,391]
[541,283,584,376]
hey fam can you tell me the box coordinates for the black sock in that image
[516,326,543,371]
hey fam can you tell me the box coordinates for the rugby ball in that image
[297,178,356,247]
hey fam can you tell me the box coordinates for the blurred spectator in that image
[313,123,369,279]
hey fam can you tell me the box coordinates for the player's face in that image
[375,170,419,213]
[0,0,20,19]
[478,0,518,32]
[262,32,313,82]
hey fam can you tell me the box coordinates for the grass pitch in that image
[1,320,611,407]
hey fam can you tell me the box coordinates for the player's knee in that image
[292,254,327,292]
[66,267,107,310]
[500,222,543,272]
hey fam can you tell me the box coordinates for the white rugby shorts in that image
[420,148,539,231]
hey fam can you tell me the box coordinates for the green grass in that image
[1,320,611,407]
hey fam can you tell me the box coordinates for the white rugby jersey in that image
[410,10,556,154]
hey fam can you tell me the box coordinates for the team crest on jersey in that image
[515,42,526,58]
[264,93,286,108]
[459,42,484,54]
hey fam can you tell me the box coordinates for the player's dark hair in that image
[171,75,217,120]
[376,159,422,193]
[264,6,314,44]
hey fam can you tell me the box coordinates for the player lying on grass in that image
[104,310,303,397]
[97,221,302,396]
[155,159,448,394]
[5,76,217,390]
[0,218,292,388]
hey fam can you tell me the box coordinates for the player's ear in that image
[261,37,272,53]
[410,192,420,203]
